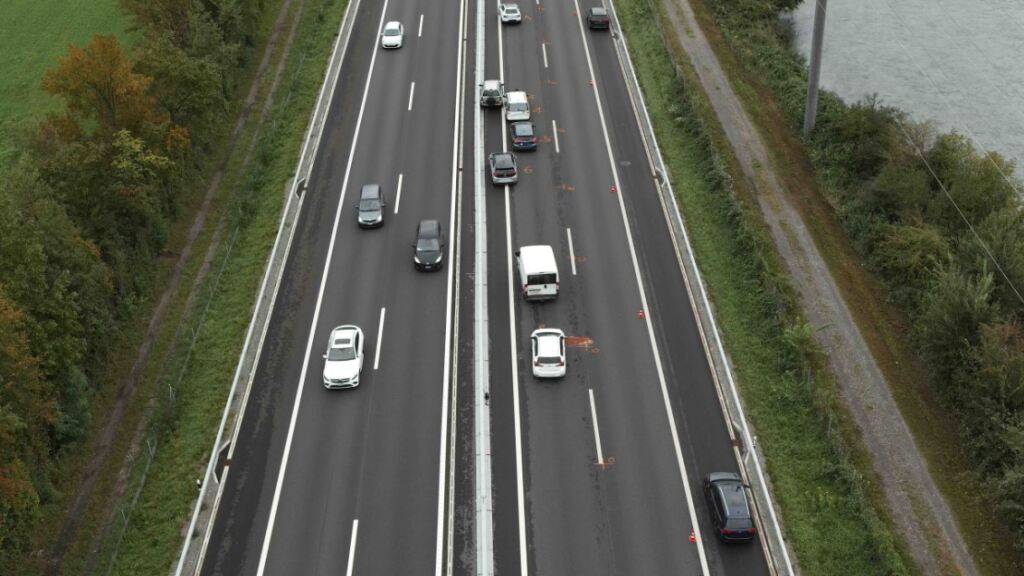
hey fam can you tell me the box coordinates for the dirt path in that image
[48,0,302,572]
[658,0,979,574]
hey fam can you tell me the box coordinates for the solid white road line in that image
[436,0,470,571]
[394,173,404,214]
[373,307,386,370]
[254,2,391,574]
[345,519,359,576]
[588,389,604,464]
[551,119,560,154]
[567,227,577,276]
[408,81,416,111]
[419,13,424,37]
[570,1,711,572]
[497,9,529,576]
[541,43,548,68]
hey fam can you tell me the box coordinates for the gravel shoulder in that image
[659,0,979,574]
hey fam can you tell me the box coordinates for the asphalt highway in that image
[197,0,773,574]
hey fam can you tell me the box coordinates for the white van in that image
[504,90,530,121]
[515,245,559,301]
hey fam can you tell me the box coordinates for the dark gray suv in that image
[703,472,757,543]
[356,184,386,228]
[413,219,444,271]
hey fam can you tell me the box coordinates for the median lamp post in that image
[803,0,828,137]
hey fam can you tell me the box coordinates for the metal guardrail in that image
[601,1,797,573]
[171,0,364,574]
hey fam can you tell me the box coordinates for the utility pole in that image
[803,0,828,137]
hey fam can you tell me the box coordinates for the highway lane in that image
[199,0,467,573]
[584,4,771,572]
[487,1,772,575]
[488,2,706,574]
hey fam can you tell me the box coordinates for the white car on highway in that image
[381,21,404,48]
[531,328,566,379]
[322,325,364,389]
[500,3,522,24]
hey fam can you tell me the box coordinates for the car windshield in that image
[328,345,356,361]
[418,238,441,252]
[593,8,607,16]
[508,101,528,111]
[538,356,561,365]
[528,273,557,285]
[505,6,519,13]
[359,198,380,210]
[384,27,400,36]
[494,156,514,169]
[514,125,533,136]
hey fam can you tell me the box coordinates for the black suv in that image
[510,121,537,151]
[587,7,610,30]
[413,219,444,272]
[703,472,756,543]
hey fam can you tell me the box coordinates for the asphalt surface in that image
[199,0,772,574]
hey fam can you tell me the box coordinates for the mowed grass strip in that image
[0,0,129,166]
[108,0,347,573]
[612,0,911,573]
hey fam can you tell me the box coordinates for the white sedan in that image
[531,328,566,378]
[500,3,522,24]
[323,325,364,389]
[381,21,404,48]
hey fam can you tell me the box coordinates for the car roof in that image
[533,330,563,355]
[714,479,751,519]
[518,245,557,271]
[418,219,440,236]
[591,7,607,14]
[506,90,528,100]
[360,184,381,198]
[483,79,501,88]
[492,153,515,167]
[384,20,401,28]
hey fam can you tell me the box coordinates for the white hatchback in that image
[381,21,404,48]
[323,325,364,388]
[531,328,566,379]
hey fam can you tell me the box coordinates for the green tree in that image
[919,264,999,384]
[960,207,1024,317]
[0,290,51,562]
[925,133,1017,236]
[871,222,950,306]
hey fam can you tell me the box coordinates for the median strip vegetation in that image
[613,0,912,572]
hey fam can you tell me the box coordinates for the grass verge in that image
[102,1,348,573]
[0,0,129,168]
[682,0,1024,572]
[613,0,913,572]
